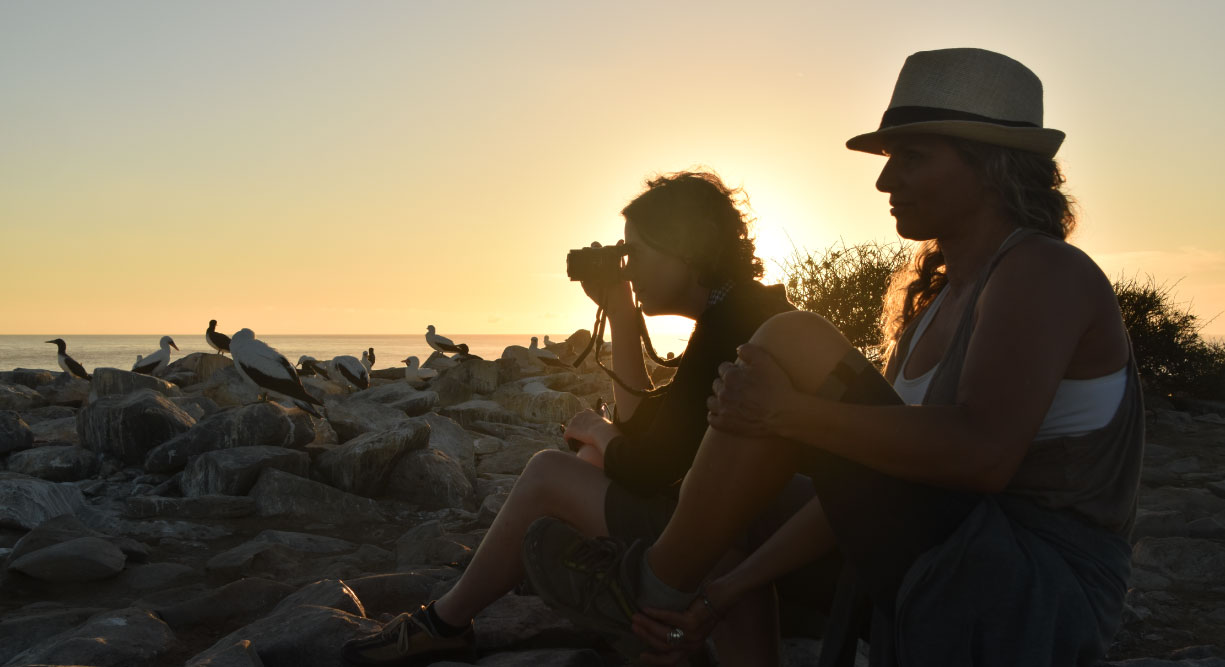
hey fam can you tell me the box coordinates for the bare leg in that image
[709,549,781,667]
[648,311,856,591]
[434,449,612,625]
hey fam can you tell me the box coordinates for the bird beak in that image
[171,342,180,351]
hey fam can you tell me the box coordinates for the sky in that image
[3,1,1223,345]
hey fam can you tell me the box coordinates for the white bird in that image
[206,319,231,355]
[529,336,568,368]
[296,355,329,378]
[45,338,90,380]
[229,329,324,417]
[402,356,438,383]
[328,355,370,391]
[132,336,179,375]
[361,349,373,372]
[425,325,463,354]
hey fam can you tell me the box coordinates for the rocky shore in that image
[0,332,1222,666]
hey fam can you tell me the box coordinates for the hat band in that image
[879,105,1040,130]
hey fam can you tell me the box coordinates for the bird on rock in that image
[297,355,330,378]
[229,329,324,417]
[401,356,438,383]
[452,343,483,363]
[132,336,179,375]
[328,355,370,391]
[45,338,90,380]
[206,320,231,356]
[425,325,463,354]
[530,336,568,368]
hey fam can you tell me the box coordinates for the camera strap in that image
[572,299,681,398]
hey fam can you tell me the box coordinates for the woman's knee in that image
[516,449,603,511]
[750,311,857,394]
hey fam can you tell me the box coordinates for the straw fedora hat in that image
[846,48,1065,158]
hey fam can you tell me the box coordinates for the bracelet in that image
[697,587,724,620]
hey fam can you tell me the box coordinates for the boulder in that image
[386,448,476,511]
[474,593,591,652]
[166,351,234,382]
[440,358,501,394]
[440,399,521,429]
[422,413,477,481]
[251,529,359,555]
[181,445,311,497]
[185,604,377,667]
[89,366,184,400]
[1,368,56,388]
[77,389,197,466]
[200,366,262,408]
[478,435,564,476]
[0,382,44,411]
[9,536,127,582]
[431,373,476,406]
[249,467,385,524]
[1131,536,1225,591]
[271,578,365,618]
[0,605,108,664]
[144,401,315,473]
[148,576,295,631]
[343,571,450,618]
[395,520,476,568]
[36,373,92,407]
[359,382,440,416]
[493,380,583,424]
[20,404,77,424]
[27,415,80,444]
[314,420,432,497]
[4,607,175,667]
[324,394,414,442]
[9,513,150,564]
[171,394,222,420]
[0,410,34,454]
[124,494,256,519]
[0,473,86,530]
[7,444,97,481]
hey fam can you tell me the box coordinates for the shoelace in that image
[563,537,636,618]
[379,611,434,654]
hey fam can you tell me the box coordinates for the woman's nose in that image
[875,155,897,193]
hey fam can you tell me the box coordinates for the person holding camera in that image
[521,49,1142,667]
[343,170,796,666]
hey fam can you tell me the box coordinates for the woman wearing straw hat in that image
[521,48,1141,666]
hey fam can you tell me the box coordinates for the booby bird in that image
[132,336,179,375]
[529,336,560,360]
[45,338,90,380]
[401,356,438,383]
[425,325,463,354]
[367,347,376,369]
[361,348,376,372]
[296,355,330,378]
[452,343,484,362]
[229,329,324,417]
[206,320,231,355]
[329,355,370,391]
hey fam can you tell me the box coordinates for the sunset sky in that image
[3,1,1223,342]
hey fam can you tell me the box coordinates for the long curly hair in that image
[881,138,1078,346]
[621,170,764,288]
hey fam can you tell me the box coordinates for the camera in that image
[566,244,627,283]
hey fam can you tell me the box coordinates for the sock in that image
[636,548,697,610]
[424,601,470,637]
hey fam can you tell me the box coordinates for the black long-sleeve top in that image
[603,281,794,496]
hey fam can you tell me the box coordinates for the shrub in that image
[779,239,911,366]
[1113,275,1225,399]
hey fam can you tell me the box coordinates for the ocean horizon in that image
[0,333,571,375]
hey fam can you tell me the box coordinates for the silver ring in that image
[666,627,685,646]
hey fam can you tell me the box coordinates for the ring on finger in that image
[666,627,685,646]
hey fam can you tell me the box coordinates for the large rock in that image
[395,520,475,568]
[0,382,44,411]
[124,494,256,519]
[386,448,475,511]
[252,529,360,554]
[439,399,521,429]
[9,513,149,564]
[36,373,92,407]
[165,351,234,383]
[0,473,86,530]
[324,394,414,442]
[271,578,365,618]
[200,366,262,408]
[359,382,439,416]
[314,420,431,497]
[89,366,183,401]
[4,607,175,667]
[144,402,315,473]
[181,445,311,497]
[249,467,385,524]
[1131,537,1225,591]
[77,389,196,466]
[422,413,477,481]
[27,415,80,445]
[0,605,108,664]
[0,410,34,454]
[474,593,591,652]
[342,571,447,618]
[494,380,583,424]
[7,444,97,481]
[477,435,565,476]
[0,368,56,389]
[440,358,501,394]
[186,604,376,667]
[8,536,127,582]
[149,576,295,631]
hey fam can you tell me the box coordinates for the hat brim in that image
[846,120,1065,158]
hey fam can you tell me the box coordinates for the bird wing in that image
[132,355,160,374]
[429,333,462,353]
[239,341,322,405]
[208,329,232,350]
[65,355,90,380]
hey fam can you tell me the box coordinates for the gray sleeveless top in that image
[894,229,1144,536]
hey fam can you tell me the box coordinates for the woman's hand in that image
[579,241,635,318]
[707,343,795,437]
[631,591,725,665]
[564,409,621,455]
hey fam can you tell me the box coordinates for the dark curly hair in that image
[882,137,1077,345]
[621,170,764,288]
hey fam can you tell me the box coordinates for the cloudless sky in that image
[3,1,1223,343]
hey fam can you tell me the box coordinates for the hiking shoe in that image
[341,604,475,666]
[521,516,648,658]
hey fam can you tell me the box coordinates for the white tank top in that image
[893,288,1127,439]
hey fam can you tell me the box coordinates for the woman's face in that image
[875,135,991,241]
[623,221,697,316]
